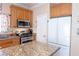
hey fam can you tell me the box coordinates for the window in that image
[0,14,10,32]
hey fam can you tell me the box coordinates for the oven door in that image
[21,37,32,43]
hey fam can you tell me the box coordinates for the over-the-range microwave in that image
[17,20,30,28]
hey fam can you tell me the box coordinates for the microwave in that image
[17,20,30,28]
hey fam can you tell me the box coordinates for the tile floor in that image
[48,43,69,56]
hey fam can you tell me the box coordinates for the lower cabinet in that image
[32,33,36,40]
[12,37,20,46]
[0,36,20,48]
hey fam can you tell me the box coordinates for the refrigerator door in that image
[48,18,58,43]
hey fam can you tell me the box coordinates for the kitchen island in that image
[0,41,60,56]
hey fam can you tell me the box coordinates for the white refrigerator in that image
[48,16,71,46]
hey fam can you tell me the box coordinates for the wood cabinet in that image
[0,36,20,48]
[12,37,20,46]
[10,5,33,28]
[16,8,24,19]
[29,10,33,27]
[24,10,33,27]
[32,33,36,40]
[24,9,30,20]
[50,3,72,18]
[0,39,13,48]
[10,6,17,28]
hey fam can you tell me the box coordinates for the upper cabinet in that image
[50,3,72,18]
[16,7,24,19]
[24,9,30,20]
[10,5,17,28]
[29,10,33,27]
[24,10,33,27]
[24,9,33,27]
[10,5,33,28]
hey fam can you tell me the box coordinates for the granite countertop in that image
[0,41,60,56]
[0,35,19,40]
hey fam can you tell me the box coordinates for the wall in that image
[32,4,50,33]
[71,3,79,56]
[1,3,11,14]
[0,3,11,31]
[32,4,50,43]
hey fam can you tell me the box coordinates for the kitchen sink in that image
[0,34,9,39]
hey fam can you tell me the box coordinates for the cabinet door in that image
[58,16,71,46]
[29,10,33,27]
[24,10,33,27]
[48,18,58,43]
[50,4,72,18]
[16,8,24,19]
[0,39,13,48]
[12,37,20,45]
[10,6,17,28]
[0,37,20,48]
[24,10,30,20]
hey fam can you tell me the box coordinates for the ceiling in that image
[22,3,38,7]
[50,3,61,7]
[14,3,61,9]
[23,3,61,8]
[14,3,40,9]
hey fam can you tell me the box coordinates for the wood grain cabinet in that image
[50,3,72,18]
[10,6,17,28]
[12,37,20,45]
[10,5,33,28]
[16,8,24,19]
[0,36,20,48]
[32,33,36,40]
[24,10,30,20]
[24,10,33,27]
[29,10,33,27]
[0,39,13,48]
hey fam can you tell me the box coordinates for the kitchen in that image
[0,3,78,56]
[0,3,33,48]
[0,3,60,56]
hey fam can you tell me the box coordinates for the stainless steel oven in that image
[16,29,32,44]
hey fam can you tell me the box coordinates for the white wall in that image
[71,3,79,56]
[1,3,11,14]
[32,4,50,43]
[32,3,50,33]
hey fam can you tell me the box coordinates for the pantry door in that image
[36,14,48,43]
